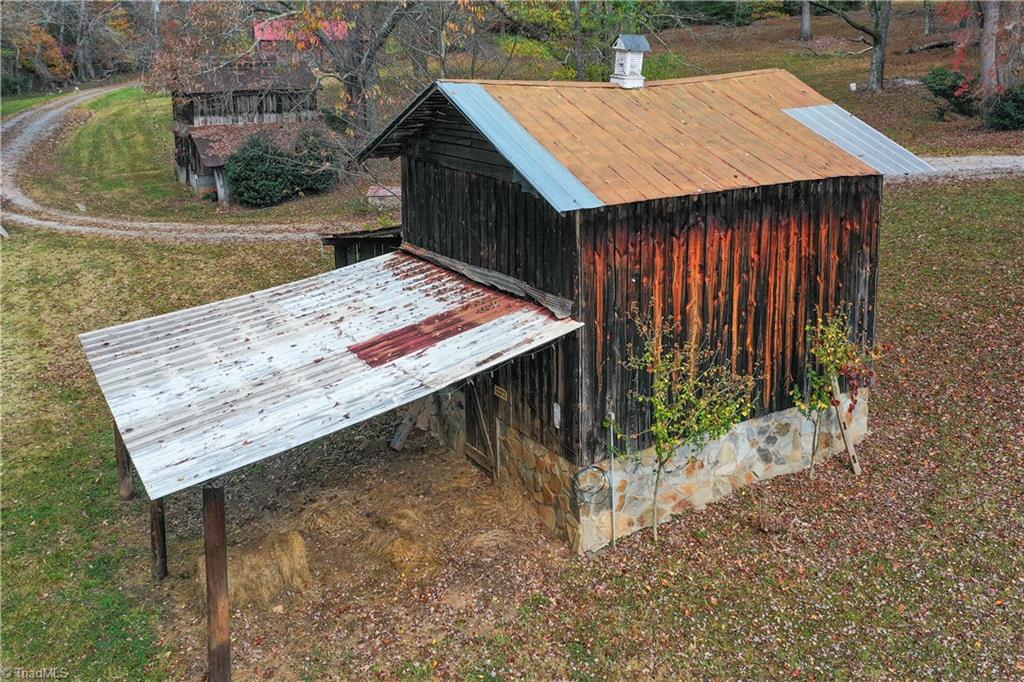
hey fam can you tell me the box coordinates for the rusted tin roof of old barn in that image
[175,58,317,95]
[80,251,581,499]
[189,121,329,168]
[360,69,931,211]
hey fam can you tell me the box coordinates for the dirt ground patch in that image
[134,423,571,680]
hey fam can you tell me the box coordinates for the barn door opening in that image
[465,376,497,479]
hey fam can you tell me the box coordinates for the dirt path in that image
[1,86,1021,242]
[1,86,332,242]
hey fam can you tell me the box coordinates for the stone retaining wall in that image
[423,388,869,555]
[498,426,579,547]
[574,391,869,553]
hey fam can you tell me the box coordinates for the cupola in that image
[610,34,651,89]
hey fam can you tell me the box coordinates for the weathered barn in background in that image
[171,19,347,205]
[172,60,322,203]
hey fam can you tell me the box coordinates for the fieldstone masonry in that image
[575,390,869,553]
[498,426,579,547]
[426,388,868,554]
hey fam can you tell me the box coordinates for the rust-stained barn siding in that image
[576,175,882,460]
[401,128,582,459]
[387,95,882,468]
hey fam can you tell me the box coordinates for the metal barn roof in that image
[80,252,581,499]
[360,69,931,211]
[784,103,935,176]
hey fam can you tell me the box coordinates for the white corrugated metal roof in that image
[784,104,935,176]
[80,252,581,499]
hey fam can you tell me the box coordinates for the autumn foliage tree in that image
[610,310,755,545]
[941,0,1024,126]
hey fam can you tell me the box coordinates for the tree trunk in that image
[923,0,934,36]
[809,411,821,480]
[866,1,892,92]
[651,462,662,545]
[800,1,813,42]
[980,1,1000,104]
[1004,1,1023,90]
[573,0,585,81]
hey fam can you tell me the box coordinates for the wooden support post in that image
[831,379,862,476]
[389,398,425,451]
[149,499,168,579]
[114,426,134,500]
[203,485,231,682]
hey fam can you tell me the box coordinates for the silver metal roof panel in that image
[437,82,605,212]
[613,34,651,52]
[81,251,581,499]
[784,103,934,176]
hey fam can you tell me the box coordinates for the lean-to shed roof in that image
[189,121,329,168]
[359,69,932,211]
[80,251,581,499]
[175,59,317,95]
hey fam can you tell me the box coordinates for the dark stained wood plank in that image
[204,484,230,682]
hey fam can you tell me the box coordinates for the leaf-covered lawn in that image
[1,179,1022,678]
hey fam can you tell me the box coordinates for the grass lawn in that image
[18,87,393,226]
[2,178,1022,678]
[1,91,65,119]
[0,234,332,679]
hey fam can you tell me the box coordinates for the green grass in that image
[0,91,64,118]
[0,232,332,677]
[19,86,389,225]
[2,179,1021,677]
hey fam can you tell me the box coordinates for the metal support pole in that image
[608,412,616,548]
[114,425,134,500]
[203,484,230,682]
[149,499,168,579]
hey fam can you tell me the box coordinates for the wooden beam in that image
[203,485,231,682]
[389,398,425,451]
[402,243,575,319]
[149,499,168,580]
[113,426,134,500]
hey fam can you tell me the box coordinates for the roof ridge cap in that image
[438,69,790,89]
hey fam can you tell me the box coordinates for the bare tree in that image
[800,1,813,42]
[923,0,935,36]
[980,1,1000,102]
[573,0,585,81]
[811,0,893,91]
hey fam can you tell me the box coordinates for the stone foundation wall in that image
[421,387,869,555]
[575,391,869,553]
[498,427,578,547]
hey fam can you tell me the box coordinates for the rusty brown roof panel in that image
[483,69,876,204]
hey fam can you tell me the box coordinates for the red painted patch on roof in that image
[350,297,527,367]
[254,19,348,43]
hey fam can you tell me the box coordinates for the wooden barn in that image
[80,39,931,680]
[172,59,321,203]
[353,61,930,547]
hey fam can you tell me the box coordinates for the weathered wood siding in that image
[577,175,882,460]
[401,116,581,458]
[174,91,318,126]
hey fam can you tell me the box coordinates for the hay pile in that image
[194,530,312,608]
[298,449,537,584]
